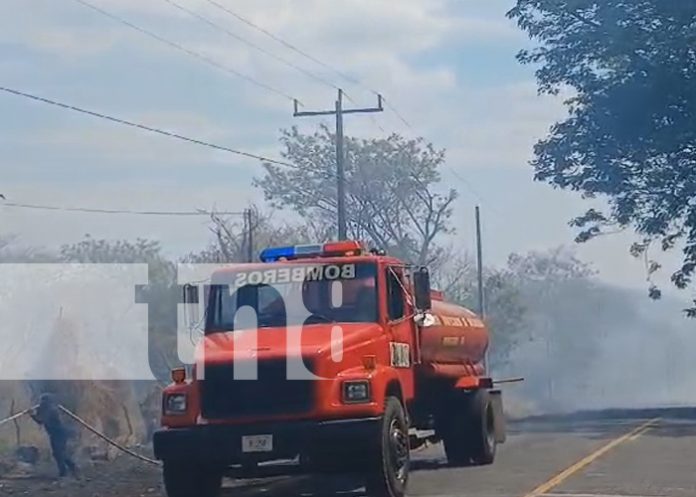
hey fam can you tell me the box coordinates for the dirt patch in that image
[0,455,163,497]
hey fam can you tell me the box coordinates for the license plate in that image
[242,434,273,453]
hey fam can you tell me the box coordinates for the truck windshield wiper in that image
[259,311,336,325]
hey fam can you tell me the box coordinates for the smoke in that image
[497,276,696,415]
[0,263,154,381]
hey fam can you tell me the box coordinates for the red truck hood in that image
[198,322,383,364]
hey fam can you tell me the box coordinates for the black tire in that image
[162,461,223,497]
[365,396,410,497]
[441,389,496,466]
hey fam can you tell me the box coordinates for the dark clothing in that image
[31,396,79,477]
[49,433,78,477]
[33,404,68,438]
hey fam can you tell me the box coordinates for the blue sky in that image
[0,0,686,295]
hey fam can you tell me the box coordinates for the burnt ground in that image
[0,456,162,497]
[2,406,696,497]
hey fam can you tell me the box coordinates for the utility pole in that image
[476,206,487,371]
[245,208,254,263]
[476,206,485,319]
[293,89,383,240]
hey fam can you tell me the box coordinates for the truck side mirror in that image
[182,283,200,329]
[182,284,199,305]
[413,267,432,311]
[414,312,436,327]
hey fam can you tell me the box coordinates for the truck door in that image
[386,266,415,400]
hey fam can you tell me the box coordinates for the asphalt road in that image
[222,407,696,497]
[2,407,695,497]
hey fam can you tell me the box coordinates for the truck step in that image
[409,428,436,439]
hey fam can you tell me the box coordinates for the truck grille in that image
[200,359,315,419]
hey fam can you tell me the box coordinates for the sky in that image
[0,0,687,296]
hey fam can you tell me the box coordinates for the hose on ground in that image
[58,405,161,466]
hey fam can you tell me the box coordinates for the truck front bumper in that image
[153,417,382,464]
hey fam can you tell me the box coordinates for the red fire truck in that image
[154,240,505,497]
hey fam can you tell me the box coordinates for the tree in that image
[255,126,457,265]
[508,1,696,311]
[506,246,595,283]
[183,207,330,263]
[494,247,602,410]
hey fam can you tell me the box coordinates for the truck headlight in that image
[164,394,188,415]
[343,380,371,404]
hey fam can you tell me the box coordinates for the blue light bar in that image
[259,246,295,262]
[259,240,365,262]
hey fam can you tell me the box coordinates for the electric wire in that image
[204,0,362,86]
[161,0,340,92]
[72,0,297,102]
[0,86,296,167]
[0,202,243,216]
[203,2,414,130]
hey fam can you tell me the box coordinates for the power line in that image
[72,0,296,102]
[1,202,243,216]
[381,96,413,129]
[203,0,412,129]
[443,165,510,223]
[161,0,389,137]
[161,0,340,92]
[341,90,385,133]
[204,0,361,86]
[70,0,487,211]
[369,114,386,133]
[444,166,487,205]
[0,86,295,167]
[200,2,474,205]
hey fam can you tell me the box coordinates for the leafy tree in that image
[60,236,164,264]
[493,248,602,410]
[508,1,696,311]
[255,126,457,265]
[506,246,595,283]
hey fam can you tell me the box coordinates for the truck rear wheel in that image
[365,396,410,497]
[162,461,223,497]
[442,389,496,466]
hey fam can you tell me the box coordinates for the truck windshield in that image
[205,262,378,332]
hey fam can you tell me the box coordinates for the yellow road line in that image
[522,417,660,497]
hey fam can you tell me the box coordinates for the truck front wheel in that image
[442,389,496,466]
[365,396,410,497]
[162,460,223,497]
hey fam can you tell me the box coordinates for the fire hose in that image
[0,404,160,466]
[57,406,161,466]
[0,405,38,428]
